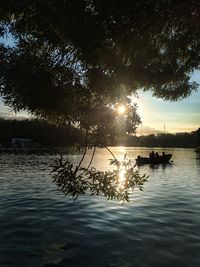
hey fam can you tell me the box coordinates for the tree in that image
[0,0,199,200]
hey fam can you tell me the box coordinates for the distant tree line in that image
[0,118,84,147]
[112,129,200,148]
[0,118,199,148]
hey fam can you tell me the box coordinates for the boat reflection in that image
[137,162,173,171]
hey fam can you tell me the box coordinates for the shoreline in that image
[0,145,197,154]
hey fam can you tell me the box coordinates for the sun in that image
[117,105,126,114]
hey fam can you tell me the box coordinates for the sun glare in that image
[117,105,126,115]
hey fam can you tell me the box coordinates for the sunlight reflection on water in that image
[117,167,126,191]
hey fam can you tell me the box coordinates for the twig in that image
[74,130,88,175]
[86,146,96,170]
[99,143,118,161]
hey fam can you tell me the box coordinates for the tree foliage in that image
[52,154,148,202]
[0,1,199,200]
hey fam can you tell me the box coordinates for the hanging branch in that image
[99,143,118,161]
[51,138,149,202]
[76,144,97,179]
[74,130,88,175]
[86,146,96,171]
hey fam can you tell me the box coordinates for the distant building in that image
[11,138,33,147]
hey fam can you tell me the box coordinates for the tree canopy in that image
[0,0,199,200]
[1,1,200,121]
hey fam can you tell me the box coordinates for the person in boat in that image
[160,152,167,160]
[149,151,155,160]
[155,152,159,158]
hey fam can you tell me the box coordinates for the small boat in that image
[135,154,172,165]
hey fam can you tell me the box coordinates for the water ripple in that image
[0,148,200,266]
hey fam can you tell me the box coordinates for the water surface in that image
[0,147,200,267]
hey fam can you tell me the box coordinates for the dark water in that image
[0,148,200,267]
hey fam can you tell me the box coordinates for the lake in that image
[0,147,200,267]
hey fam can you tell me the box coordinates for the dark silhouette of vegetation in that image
[0,118,84,147]
[195,128,200,147]
[112,130,200,148]
[0,1,200,200]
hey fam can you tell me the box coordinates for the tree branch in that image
[74,130,88,175]
[99,143,118,161]
[86,146,96,170]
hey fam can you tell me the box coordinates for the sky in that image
[132,72,200,135]
[0,36,199,135]
[133,89,200,135]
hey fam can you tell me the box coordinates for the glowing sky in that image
[134,71,200,134]
[133,88,200,135]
